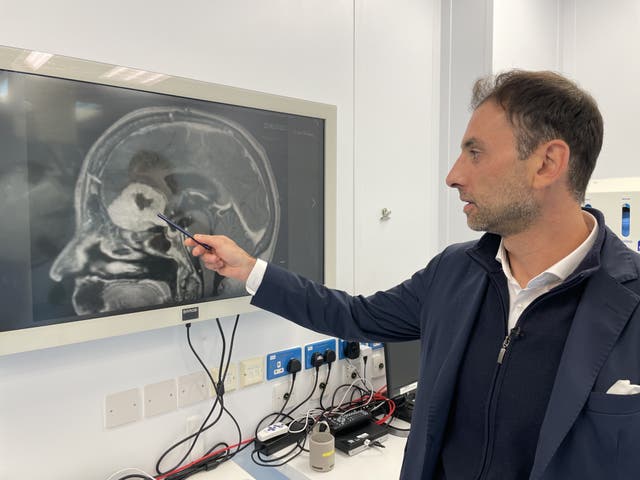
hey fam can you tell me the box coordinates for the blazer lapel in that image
[529,270,640,479]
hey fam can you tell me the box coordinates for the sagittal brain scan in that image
[50,107,280,314]
[0,69,324,332]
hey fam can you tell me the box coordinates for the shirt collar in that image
[495,211,599,288]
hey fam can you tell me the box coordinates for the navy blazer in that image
[251,209,640,479]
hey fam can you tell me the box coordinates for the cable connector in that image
[287,358,302,374]
[343,341,360,360]
[311,352,325,368]
[324,349,337,364]
[215,380,225,397]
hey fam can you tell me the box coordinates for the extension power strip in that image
[254,421,307,456]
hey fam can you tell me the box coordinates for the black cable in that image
[385,422,412,432]
[318,364,332,410]
[251,423,311,467]
[156,324,226,475]
[163,441,229,480]
[251,440,306,467]
[155,399,225,475]
[252,362,300,436]
[156,317,244,477]
[215,318,226,392]
[187,316,245,468]
[222,315,240,383]
[221,323,253,457]
[284,366,320,418]
[363,355,368,379]
[250,369,317,469]
[273,373,297,422]
[213,316,244,461]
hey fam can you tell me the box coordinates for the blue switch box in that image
[266,347,302,381]
[304,339,337,369]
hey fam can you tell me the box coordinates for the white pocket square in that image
[606,379,640,395]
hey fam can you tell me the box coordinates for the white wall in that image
[0,1,439,479]
[561,0,640,180]
[492,0,640,181]
[493,0,560,72]
[354,0,441,293]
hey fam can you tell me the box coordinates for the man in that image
[186,71,640,479]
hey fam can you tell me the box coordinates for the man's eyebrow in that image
[461,137,484,150]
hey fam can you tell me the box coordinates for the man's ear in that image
[532,139,570,189]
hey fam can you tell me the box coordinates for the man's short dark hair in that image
[471,70,603,203]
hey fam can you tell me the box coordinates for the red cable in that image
[376,398,396,425]
[155,437,255,480]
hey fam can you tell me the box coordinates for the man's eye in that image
[469,150,480,160]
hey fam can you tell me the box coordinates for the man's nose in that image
[445,154,464,188]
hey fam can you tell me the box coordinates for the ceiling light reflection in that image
[25,51,53,70]
[101,66,168,86]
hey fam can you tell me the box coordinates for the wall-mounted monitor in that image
[0,46,336,355]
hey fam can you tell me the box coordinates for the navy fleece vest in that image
[435,249,586,479]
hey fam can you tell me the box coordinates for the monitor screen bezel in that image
[0,45,337,356]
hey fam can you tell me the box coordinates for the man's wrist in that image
[242,256,257,282]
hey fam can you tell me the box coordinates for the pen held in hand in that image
[156,213,213,251]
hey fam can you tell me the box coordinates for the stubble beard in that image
[466,181,540,237]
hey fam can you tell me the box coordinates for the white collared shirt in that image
[495,212,598,331]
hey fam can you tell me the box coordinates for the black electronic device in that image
[334,421,389,456]
[384,339,421,423]
[325,409,372,435]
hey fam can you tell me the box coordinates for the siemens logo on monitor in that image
[182,307,199,321]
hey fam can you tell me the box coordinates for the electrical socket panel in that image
[343,361,361,386]
[272,379,297,411]
[266,347,302,381]
[105,388,142,428]
[178,371,210,408]
[304,338,337,370]
[359,344,373,362]
[209,362,237,396]
[143,379,177,418]
[239,356,264,388]
[371,351,386,379]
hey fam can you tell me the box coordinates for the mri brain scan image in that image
[50,107,280,315]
